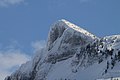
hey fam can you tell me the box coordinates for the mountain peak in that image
[47,19,98,51]
[5,19,120,80]
[55,19,83,31]
[52,19,97,39]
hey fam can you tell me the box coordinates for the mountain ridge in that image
[5,19,120,80]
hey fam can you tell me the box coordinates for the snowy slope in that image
[5,20,120,80]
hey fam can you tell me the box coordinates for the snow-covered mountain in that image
[5,19,120,80]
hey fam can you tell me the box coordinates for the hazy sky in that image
[0,0,120,79]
